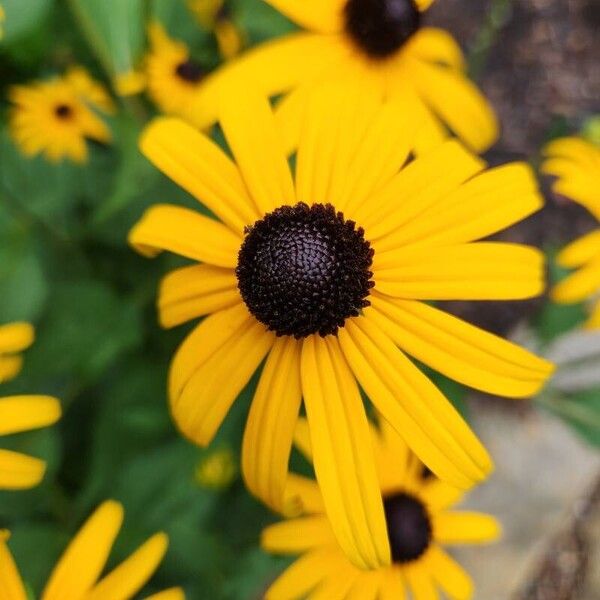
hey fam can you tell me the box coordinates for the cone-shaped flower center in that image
[344,0,421,59]
[175,59,204,83]
[54,104,73,119]
[384,492,432,563]
[236,202,374,338]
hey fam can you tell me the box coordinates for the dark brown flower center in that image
[175,59,205,83]
[54,104,73,119]
[344,0,421,59]
[384,492,433,563]
[236,203,374,338]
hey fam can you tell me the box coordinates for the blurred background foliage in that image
[0,0,598,598]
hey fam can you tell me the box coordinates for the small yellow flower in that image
[0,322,61,490]
[0,501,184,600]
[263,417,500,600]
[114,69,148,97]
[543,137,600,328]
[188,0,244,59]
[195,447,237,489]
[145,22,207,123]
[129,83,552,569]
[9,72,112,164]
[192,0,498,152]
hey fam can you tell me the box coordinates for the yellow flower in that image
[9,73,112,164]
[192,0,498,152]
[64,66,116,114]
[263,417,500,600]
[0,500,184,600]
[129,83,552,569]
[114,69,148,97]
[0,322,61,490]
[195,447,237,489]
[145,22,208,123]
[543,137,600,329]
[188,0,244,59]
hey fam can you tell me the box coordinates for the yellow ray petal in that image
[42,501,124,600]
[556,229,600,268]
[261,516,336,554]
[404,562,437,600]
[86,533,168,600]
[338,318,492,489]
[346,570,382,600]
[301,336,391,569]
[144,588,185,600]
[0,449,46,490]
[0,396,62,436]
[242,337,302,513]
[0,535,28,600]
[405,27,465,71]
[543,137,600,168]
[293,417,313,463]
[0,357,23,384]
[274,85,311,157]
[379,567,406,600]
[414,0,436,10]
[158,264,239,329]
[284,473,325,515]
[433,512,501,544]
[368,296,554,398]
[128,204,241,268]
[169,306,274,446]
[263,0,346,33]
[412,61,498,152]
[420,479,464,511]
[586,300,600,330]
[428,546,474,600]
[139,117,259,234]
[219,82,295,215]
[552,257,600,303]
[373,242,545,300]
[307,564,360,600]
[0,322,34,354]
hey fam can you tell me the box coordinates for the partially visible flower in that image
[0,501,184,599]
[114,69,147,97]
[0,322,61,490]
[145,22,207,123]
[9,71,112,164]
[543,137,600,328]
[64,66,116,114]
[262,417,500,600]
[195,447,237,489]
[188,0,244,59]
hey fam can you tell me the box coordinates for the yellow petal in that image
[379,568,406,600]
[420,479,464,511]
[158,264,239,328]
[414,0,436,10]
[0,322,34,354]
[373,242,545,300]
[301,336,391,569]
[433,512,501,544]
[242,337,302,513]
[406,27,465,70]
[556,229,600,268]
[263,0,346,33]
[367,296,554,398]
[0,449,46,490]
[428,546,473,600]
[42,501,124,600]
[307,562,360,600]
[0,535,28,600]
[169,305,274,446]
[219,81,295,215]
[274,85,311,157]
[338,318,492,489]
[346,570,383,600]
[293,417,313,463]
[143,589,185,600]
[0,357,23,384]
[0,395,62,436]
[139,117,258,234]
[261,516,336,554]
[128,204,240,268]
[284,473,325,515]
[404,563,437,600]
[552,257,600,303]
[586,301,600,330]
[86,533,168,600]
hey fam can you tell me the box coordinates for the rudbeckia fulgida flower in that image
[129,83,552,569]
[543,137,600,329]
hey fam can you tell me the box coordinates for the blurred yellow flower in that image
[188,0,244,59]
[195,447,237,489]
[263,417,500,600]
[192,0,498,153]
[543,137,600,328]
[0,322,61,490]
[9,70,112,164]
[0,501,184,600]
[114,69,148,97]
[129,82,551,569]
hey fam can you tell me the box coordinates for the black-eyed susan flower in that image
[0,501,184,600]
[9,72,112,164]
[263,417,500,600]
[129,83,552,569]
[543,137,600,329]
[192,0,498,153]
[0,322,61,490]
[145,22,208,123]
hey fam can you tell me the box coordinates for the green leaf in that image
[0,0,53,44]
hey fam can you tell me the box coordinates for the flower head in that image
[0,323,61,490]
[192,0,498,153]
[262,417,500,600]
[543,137,600,328]
[0,501,184,600]
[129,83,552,569]
[9,71,112,163]
[188,0,244,59]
